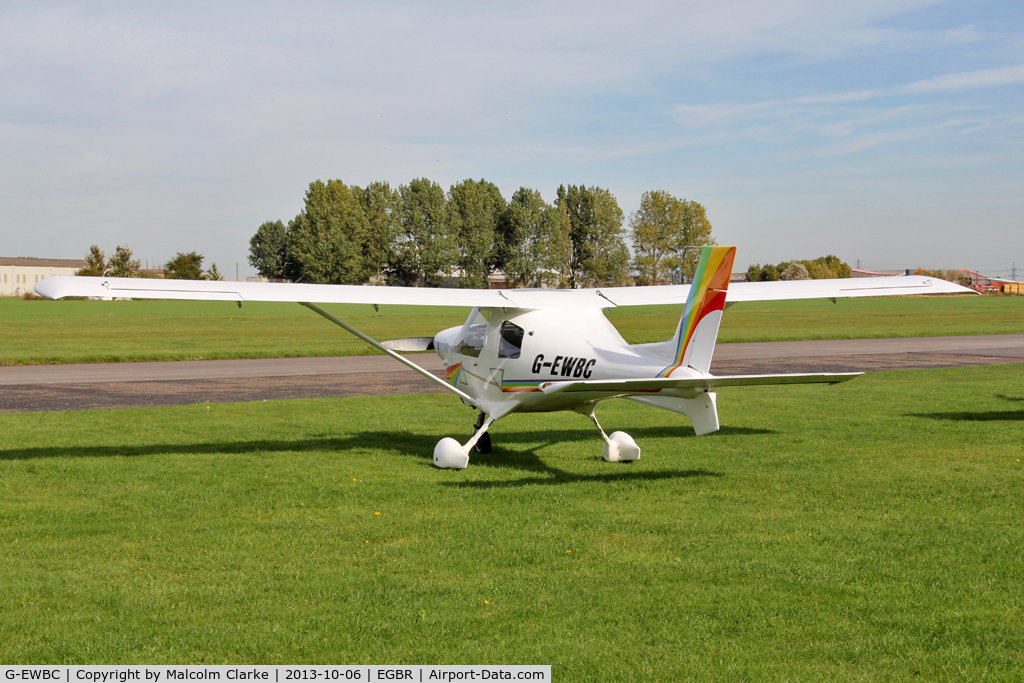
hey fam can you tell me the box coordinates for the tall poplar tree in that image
[586,186,630,286]
[556,184,590,288]
[448,179,505,289]
[288,179,370,284]
[555,184,630,287]
[669,199,715,282]
[358,181,401,284]
[395,178,456,287]
[495,187,558,288]
[552,201,572,288]
[629,191,715,284]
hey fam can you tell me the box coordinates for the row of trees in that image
[249,179,716,288]
[77,245,224,280]
[746,255,852,282]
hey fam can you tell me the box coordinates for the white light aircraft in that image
[35,247,973,469]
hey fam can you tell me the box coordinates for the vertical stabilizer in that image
[659,245,736,377]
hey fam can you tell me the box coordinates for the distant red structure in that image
[952,270,1000,293]
[914,269,1000,293]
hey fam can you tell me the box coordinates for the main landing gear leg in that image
[589,409,641,463]
[473,412,492,454]
[434,414,495,469]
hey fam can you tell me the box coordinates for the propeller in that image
[381,337,435,352]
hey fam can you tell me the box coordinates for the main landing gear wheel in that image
[474,431,491,454]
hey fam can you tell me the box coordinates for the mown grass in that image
[0,298,467,365]
[1,364,1021,678]
[2,294,1021,366]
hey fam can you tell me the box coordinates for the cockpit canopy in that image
[445,308,525,360]
[455,322,487,357]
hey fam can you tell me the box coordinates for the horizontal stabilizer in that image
[381,337,435,352]
[540,372,861,395]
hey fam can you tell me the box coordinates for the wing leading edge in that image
[35,272,975,309]
[33,276,518,307]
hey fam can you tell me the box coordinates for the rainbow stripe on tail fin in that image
[658,245,736,377]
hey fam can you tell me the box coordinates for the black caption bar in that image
[1,666,550,683]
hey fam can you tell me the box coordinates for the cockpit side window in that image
[498,321,524,359]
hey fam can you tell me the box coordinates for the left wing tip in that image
[33,276,67,300]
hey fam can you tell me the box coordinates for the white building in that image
[0,257,86,297]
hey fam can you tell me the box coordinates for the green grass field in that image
[1,294,1021,365]
[1,364,1021,678]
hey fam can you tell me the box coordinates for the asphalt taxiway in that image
[1,334,1021,413]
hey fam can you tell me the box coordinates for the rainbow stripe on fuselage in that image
[445,363,462,385]
[658,245,736,378]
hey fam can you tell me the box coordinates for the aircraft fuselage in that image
[433,306,688,416]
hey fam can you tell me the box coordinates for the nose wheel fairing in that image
[433,414,496,469]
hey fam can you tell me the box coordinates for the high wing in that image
[34,274,973,307]
[33,276,517,307]
[33,276,618,307]
[539,372,861,396]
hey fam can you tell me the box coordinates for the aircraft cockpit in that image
[455,323,486,357]
[437,308,526,363]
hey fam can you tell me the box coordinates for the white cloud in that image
[671,61,1024,160]
[677,63,1024,123]
[901,62,1024,92]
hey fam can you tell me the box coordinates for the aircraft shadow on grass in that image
[908,409,1024,422]
[0,425,763,485]
[904,392,1024,422]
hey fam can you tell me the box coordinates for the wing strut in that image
[300,302,478,407]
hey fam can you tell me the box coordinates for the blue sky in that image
[1,0,1021,277]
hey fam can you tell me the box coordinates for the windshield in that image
[454,323,486,358]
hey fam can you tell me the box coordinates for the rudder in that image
[659,245,736,377]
